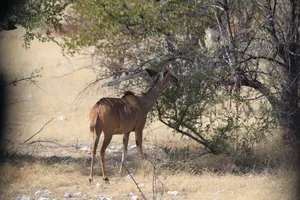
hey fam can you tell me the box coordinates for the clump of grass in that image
[0,159,83,199]
[152,134,297,175]
[231,135,298,174]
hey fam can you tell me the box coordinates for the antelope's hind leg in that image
[89,125,101,183]
[99,132,113,182]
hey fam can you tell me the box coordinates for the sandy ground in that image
[0,28,298,200]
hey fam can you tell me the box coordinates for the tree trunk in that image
[278,110,300,142]
[240,70,300,142]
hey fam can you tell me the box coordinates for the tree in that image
[0,0,70,156]
[0,0,70,48]
[210,0,300,141]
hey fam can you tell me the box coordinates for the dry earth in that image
[0,28,298,200]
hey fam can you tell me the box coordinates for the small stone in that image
[35,189,47,196]
[217,188,224,193]
[74,192,83,196]
[128,192,134,196]
[64,192,72,198]
[38,198,50,200]
[58,115,67,120]
[125,175,131,179]
[94,195,112,200]
[131,195,139,200]
[35,190,42,195]
[16,195,32,200]
[96,182,102,188]
[167,191,180,196]
[80,146,91,152]
[128,193,139,200]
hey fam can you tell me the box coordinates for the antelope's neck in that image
[141,81,164,112]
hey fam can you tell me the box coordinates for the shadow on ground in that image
[1,142,296,178]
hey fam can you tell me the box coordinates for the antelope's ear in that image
[145,69,158,77]
[163,69,170,77]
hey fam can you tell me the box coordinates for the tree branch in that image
[4,68,43,87]
[237,52,286,68]
[156,104,218,154]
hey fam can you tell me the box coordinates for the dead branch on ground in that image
[23,117,54,144]
[26,139,81,148]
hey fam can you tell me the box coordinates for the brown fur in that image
[88,69,178,182]
[122,91,135,97]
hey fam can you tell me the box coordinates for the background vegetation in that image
[62,0,300,155]
[0,0,299,199]
[2,0,300,158]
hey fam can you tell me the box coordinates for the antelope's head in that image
[145,68,179,87]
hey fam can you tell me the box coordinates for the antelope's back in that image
[96,96,143,133]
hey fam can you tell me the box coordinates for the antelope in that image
[89,68,178,182]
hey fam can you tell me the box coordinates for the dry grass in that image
[0,158,297,200]
[0,135,298,200]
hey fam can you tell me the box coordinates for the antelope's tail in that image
[89,106,99,133]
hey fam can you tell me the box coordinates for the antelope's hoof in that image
[103,177,109,182]
[89,177,93,183]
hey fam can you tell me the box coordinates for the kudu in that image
[89,68,178,182]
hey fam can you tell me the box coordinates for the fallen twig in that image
[23,117,54,144]
[26,140,81,148]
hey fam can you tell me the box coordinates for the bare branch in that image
[156,104,217,154]
[101,70,148,87]
[4,100,30,107]
[5,68,43,87]
[237,52,286,67]
[53,65,97,79]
